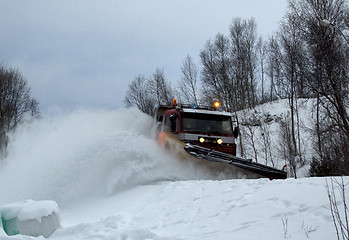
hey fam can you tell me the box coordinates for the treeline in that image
[125,0,348,177]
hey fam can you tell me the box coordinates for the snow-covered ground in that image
[0,105,345,239]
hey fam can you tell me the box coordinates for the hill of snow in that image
[237,98,316,177]
[0,103,345,239]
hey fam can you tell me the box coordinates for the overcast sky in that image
[0,0,288,112]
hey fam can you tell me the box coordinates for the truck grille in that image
[191,141,236,156]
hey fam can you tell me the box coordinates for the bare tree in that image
[278,114,299,178]
[200,33,232,110]
[125,69,174,116]
[257,37,268,103]
[149,68,173,106]
[266,36,284,101]
[288,0,349,175]
[230,17,259,109]
[179,55,199,105]
[326,177,349,240]
[199,17,260,112]
[266,4,319,170]
[240,110,259,162]
[0,65,39,156]
[124,74,156,116]
[259,116,275,167]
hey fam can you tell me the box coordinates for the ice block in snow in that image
[0,199,61,238]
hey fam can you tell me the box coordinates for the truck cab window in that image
[170,114,178,133]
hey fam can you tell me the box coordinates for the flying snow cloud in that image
[0,108,244,206]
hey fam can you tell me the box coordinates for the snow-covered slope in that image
[237,98,316,177]
[0,106,344,239]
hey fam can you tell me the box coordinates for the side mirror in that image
[233,126,239,138]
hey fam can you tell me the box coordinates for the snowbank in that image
[51,177,338,240]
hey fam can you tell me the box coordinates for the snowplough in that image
[155,100,287,180]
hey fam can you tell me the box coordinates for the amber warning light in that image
[214,102,220,108]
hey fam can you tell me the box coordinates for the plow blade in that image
[184,144,287,180]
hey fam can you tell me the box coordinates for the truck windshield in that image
[181,113,233,135]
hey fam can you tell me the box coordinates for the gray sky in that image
[0,0,288,111]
